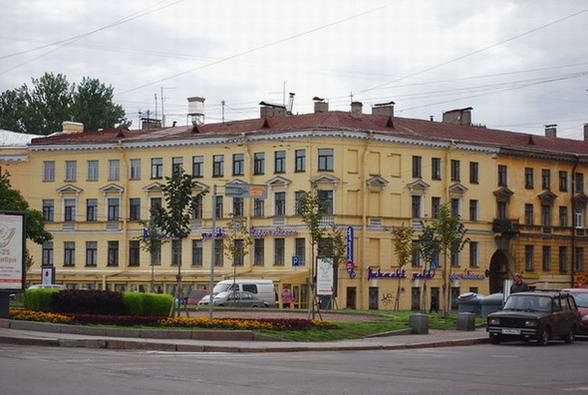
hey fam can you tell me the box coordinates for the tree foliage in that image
[223,215,252,267]
[0,172,52,245]
[0,72,130,134]
[390,225,415,310]
[0,172,52,270]
[420,203,469,314]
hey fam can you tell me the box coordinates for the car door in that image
[551,297,564,336]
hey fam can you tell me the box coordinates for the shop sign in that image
[448,270,485,281]
[411,269,436,281]
[41,266,55,285]
[316,257,334,296]
[249,227,298,238]
[367,267,406,280]
[0,212,25,291]
[201,228,226,240]
[346,226,356,278]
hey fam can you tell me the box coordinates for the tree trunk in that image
[443,252,449,317]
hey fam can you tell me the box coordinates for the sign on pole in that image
[316,257,334,296]
[292,256,301,267]
[0,212,26,291]
[224,183,268,199]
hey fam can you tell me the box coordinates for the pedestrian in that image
[281,287,292,309]
[510,272,530,294]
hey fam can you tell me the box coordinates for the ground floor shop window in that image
[411,287,421,311]
[369,287,379,310]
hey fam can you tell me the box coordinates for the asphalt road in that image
[1,340,587,395]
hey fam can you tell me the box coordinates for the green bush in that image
[23,288,61,312]
[122,292,173,317]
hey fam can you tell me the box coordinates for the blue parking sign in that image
[292,256,301,266]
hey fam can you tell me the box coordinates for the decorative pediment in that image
[226,179,247,185]
[99,183,124,194]
[266,176,291,188]
[573,192,588,206]
[448,182,468,195]
[537,190,557,204]
[366,176,389,188]
[142,182,163,192]
[406,179,430,193]
[493,186,513,202]
[56,184,83,194]
[310,174,341,185]
[192,181,209,192]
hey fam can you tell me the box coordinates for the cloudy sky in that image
[1,0,587,138]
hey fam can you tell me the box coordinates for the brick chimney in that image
[584,123,588,141]
[545,124,557,138]
[372,101,395,117]
[313,97,329,113]
[61,121,84,133]
[351,101,363,117]
[259,101,286,118]
[442,107,472,126]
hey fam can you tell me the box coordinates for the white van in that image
[199,279,276,307]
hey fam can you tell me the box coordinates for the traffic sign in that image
[292,256,301,266]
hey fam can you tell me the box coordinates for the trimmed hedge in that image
[121,292,173,317]
[24,289,172,317]
[53,290,125,315]
[23,288,61,312]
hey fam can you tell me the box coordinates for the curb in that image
[0,334,489,353]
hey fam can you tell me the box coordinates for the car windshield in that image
[571,293,588,308]
[504,295,552,312]
[212,283,237,294]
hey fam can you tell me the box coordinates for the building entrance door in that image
[346,287,356,309]
[489,250,509,294]
[430,287,440,312]
[368,287,379,310]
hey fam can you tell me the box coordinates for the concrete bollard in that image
[456,312,476,331]
[409,313,429,335]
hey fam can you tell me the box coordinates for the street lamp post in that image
[208,184,217,322]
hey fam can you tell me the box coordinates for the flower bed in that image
[10,309,73,324]
[8,309,338,331]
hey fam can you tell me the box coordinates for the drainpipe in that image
[360,132,373,309]
[571,154,579,287]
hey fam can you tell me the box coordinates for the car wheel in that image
[565,327,576,344]
[252,305,258,308]
[538,328,550,346]
[490,335,501,345]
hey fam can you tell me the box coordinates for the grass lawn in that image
[259,319,407,342]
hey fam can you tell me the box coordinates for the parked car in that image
[200,290,265,308]
[562,288,588,336]
[198,279,276,307]
[487,291,581,345]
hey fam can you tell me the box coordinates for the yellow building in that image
[11,102,588,310]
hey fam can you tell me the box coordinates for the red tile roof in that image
[30,112,588,157]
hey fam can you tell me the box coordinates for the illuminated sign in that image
[249,227,298,238]
[448,270,486,281]
[367,267,406,280]
[411,269,436,281]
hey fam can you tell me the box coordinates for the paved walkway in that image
[0,326,489,353]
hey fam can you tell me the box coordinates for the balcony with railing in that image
[492,218,519,234]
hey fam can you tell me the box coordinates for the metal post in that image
[208,185,217,321]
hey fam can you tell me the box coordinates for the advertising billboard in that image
[316,257,334,296]
[0,212,25,291]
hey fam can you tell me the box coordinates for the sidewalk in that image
[0,325,489,353]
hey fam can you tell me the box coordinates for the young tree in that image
[421,203,469,315]
[136,218,167,293]
[390,225,415,311]
[0,172,52,270]
[0,73,129,134]
[298,182,327,318]
[223,215,252,293]
[417,225,441,312]
[150,168,204,315]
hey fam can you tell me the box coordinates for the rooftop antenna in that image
[282,81,287,107]
[160,86,175,127]
[221,100,225,124]
[154,93,158,119]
